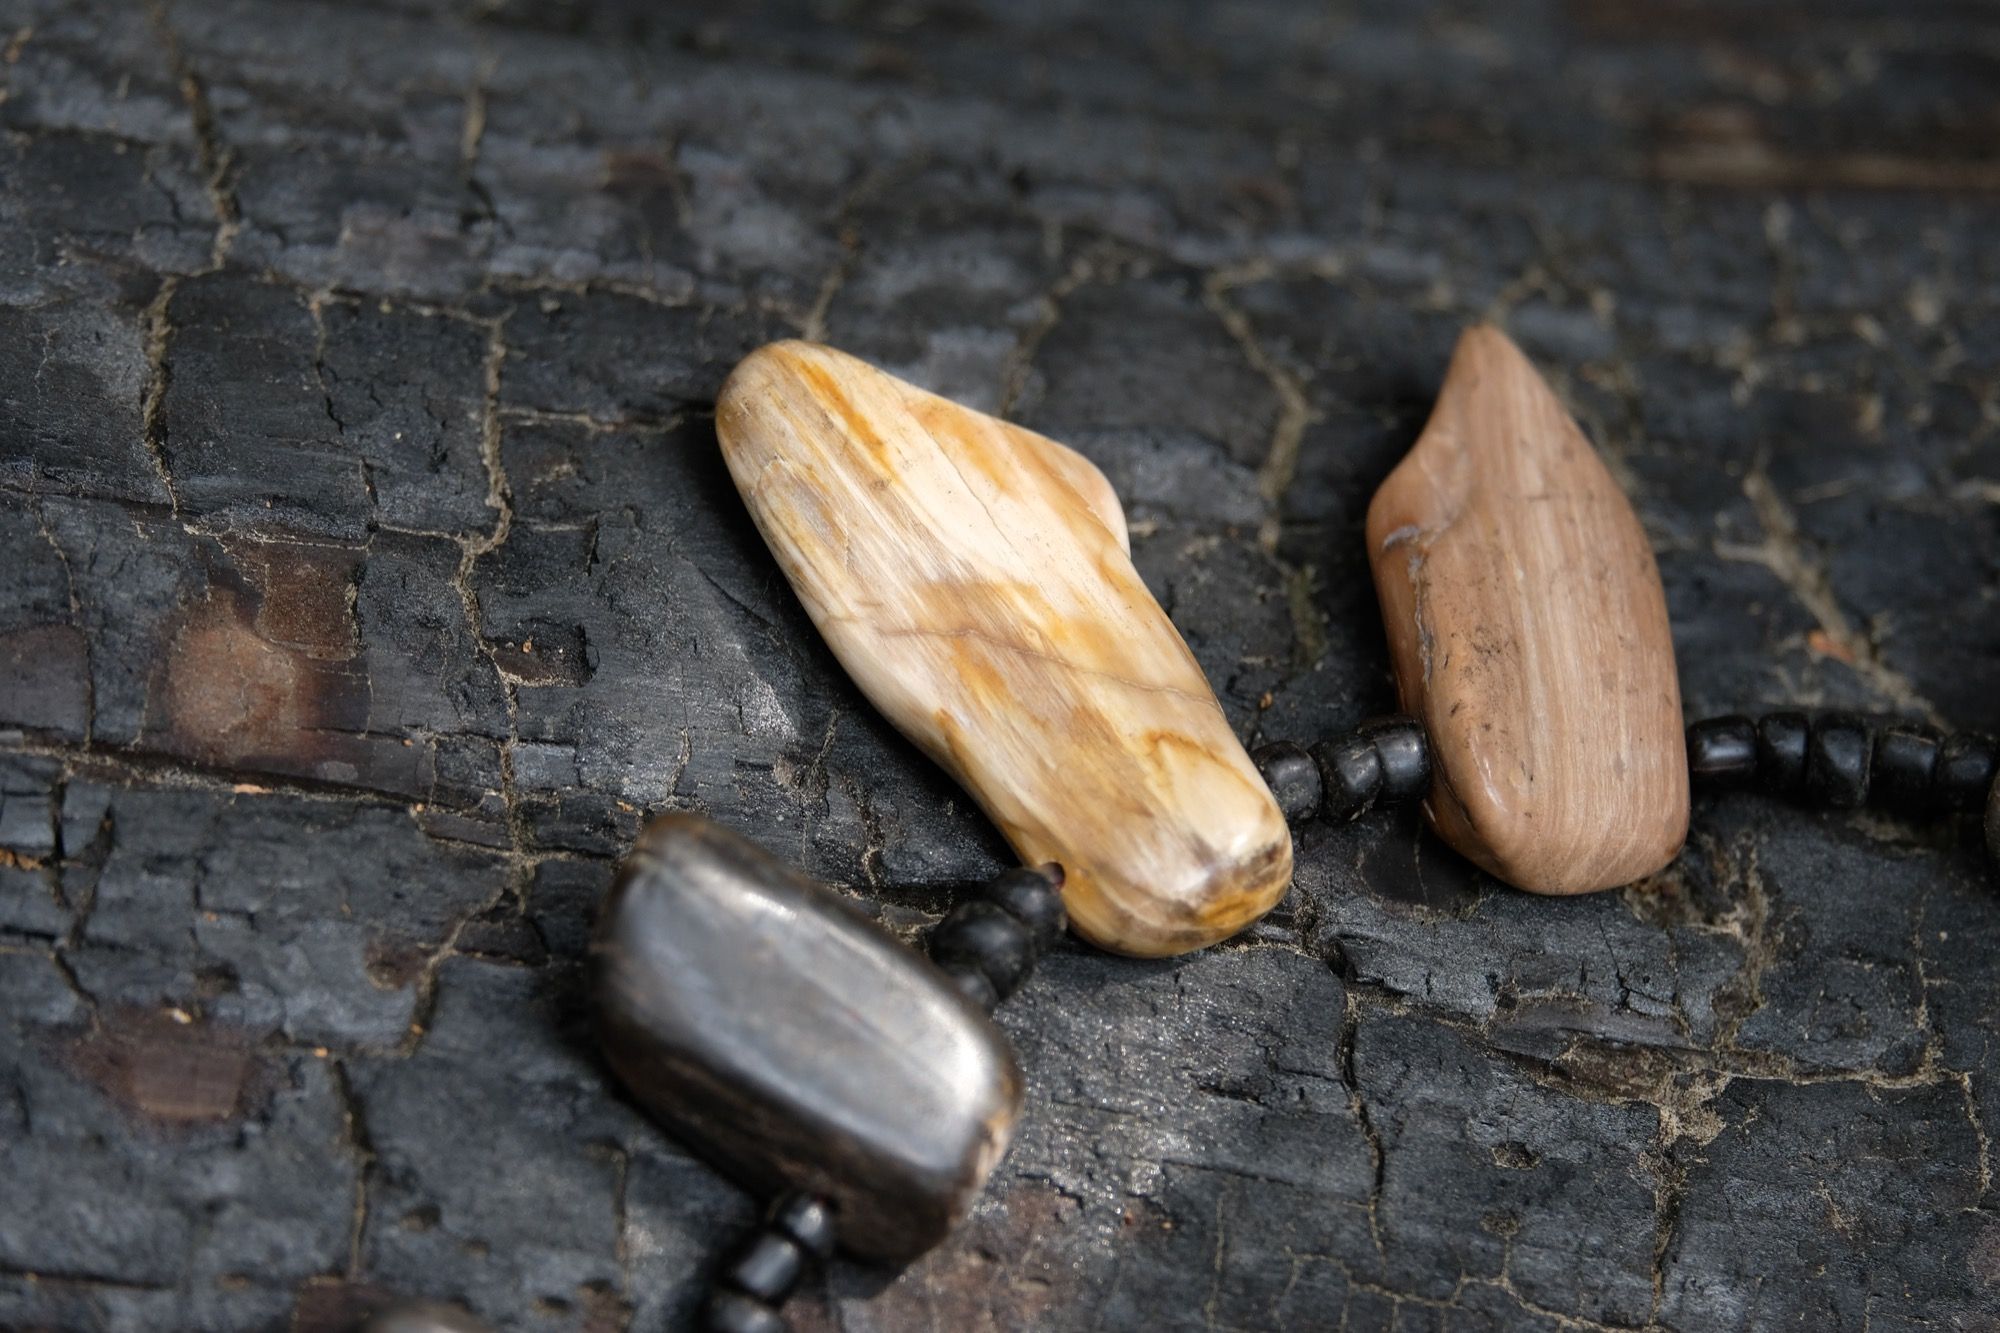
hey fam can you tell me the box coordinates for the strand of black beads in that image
[1250,715,1432,825]
[1686,711,1999,834]
[926,864,1068,1012]
[701,1192,838,1333]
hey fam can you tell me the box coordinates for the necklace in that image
[581,332,1997,1333]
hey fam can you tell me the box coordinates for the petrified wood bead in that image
[717,341,1292,957]
[591,814,1022,1263]
[1365,326,1688,894]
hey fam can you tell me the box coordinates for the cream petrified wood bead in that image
[1365,325,1688,894]
[716,341,1292,957]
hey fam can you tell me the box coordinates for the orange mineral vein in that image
[717,341,1292,957]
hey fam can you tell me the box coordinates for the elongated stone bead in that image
[718,341,1292,957]
[591,814,1022,1262]
[1365,326,1688,893]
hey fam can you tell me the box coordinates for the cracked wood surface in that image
[1,0,1997,1329]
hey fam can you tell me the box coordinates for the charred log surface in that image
[2,0,1998,1328]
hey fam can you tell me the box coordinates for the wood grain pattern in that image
[1366,325,1689,894]
[717,341,1291,957]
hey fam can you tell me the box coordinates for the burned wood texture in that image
[0,0,1997,1329]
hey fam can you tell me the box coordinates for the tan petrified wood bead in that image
[717,341,1292,957]
[1365,325,1688,894]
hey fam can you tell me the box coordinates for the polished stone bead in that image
[984,865,1067,951]
[592,814,1022,1263]
[1806,714,1872,809]
[1756,712,1810,794]
[930,901,1035,1001]
[1252,740,1323,822]
[704,1291,785,1333]
[1365,325,1687,893]
[1687,716,1758,784]
[770,1193,837,1262]
[718,341,1292,957]
[722,1231,805,1304]
[1871,725,1941,810]
[1313,733,1383,823]
[1360,717,1431,803]
[1936,733,1998,812]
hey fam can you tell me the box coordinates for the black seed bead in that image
[1252,740,1323,822]
[983,865,1067,950]
[1870,725,1941,811]
[1806,713,1872,809]
[1687,716,1757,784]
[722,1230,804,1304]
[1935,733,1999,812]
[929,901,1034,1001]
[940,961,999,1012]
[1312,733,1384,822]
[1756,711,1810,795]
[1359,717,1430,803]
[769,1193,837,1263]
[704,1290,787,1333]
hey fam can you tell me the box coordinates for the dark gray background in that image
[2,1,1998,1329]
